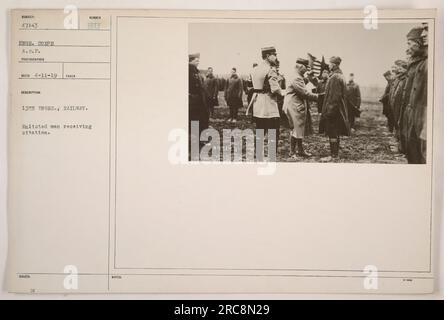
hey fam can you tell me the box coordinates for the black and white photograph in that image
[2,5,441,300]
[188,22,429,163]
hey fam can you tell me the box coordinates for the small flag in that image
[308,53,329,77]
[320,56,329,75]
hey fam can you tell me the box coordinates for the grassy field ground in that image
[208,92,407,163]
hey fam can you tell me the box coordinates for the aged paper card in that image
[7,9,436,293]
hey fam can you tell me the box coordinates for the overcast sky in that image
[189,22,422,88]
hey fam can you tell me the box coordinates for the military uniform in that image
[402,27,428,164]
[245,73,255,105]
[345,80,361,129]
[283,72,317,138]
[251,61,281,119]
[403,53,427,163]
[319,67,350,138]
[380,74,394,133]
[203,73,219,117]
[274,70,286,127]
[388,63,408,151]
[248,47,282,159]
[319,56,350,158]
[189,64,208,132]
[316,78,327,113]
[224,73,243,120]
[188,53,208,159]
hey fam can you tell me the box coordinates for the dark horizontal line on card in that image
[18,78,110,80]
[15,272,434,279]
[19,28,110,31]
[19,45,110,48]
[19,61,110,63]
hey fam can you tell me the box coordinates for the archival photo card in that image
[7,9,436,294]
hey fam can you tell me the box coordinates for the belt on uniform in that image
[246,91,262,115]
[252,89,267,94]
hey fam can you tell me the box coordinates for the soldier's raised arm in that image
[292,77,318,102]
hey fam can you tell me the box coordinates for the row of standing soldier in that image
[189,48,363,161]
[380,24,428,164]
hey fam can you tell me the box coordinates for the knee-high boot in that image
[329,138,339,158]
[296,138,311,157]
[289,135,297,157]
